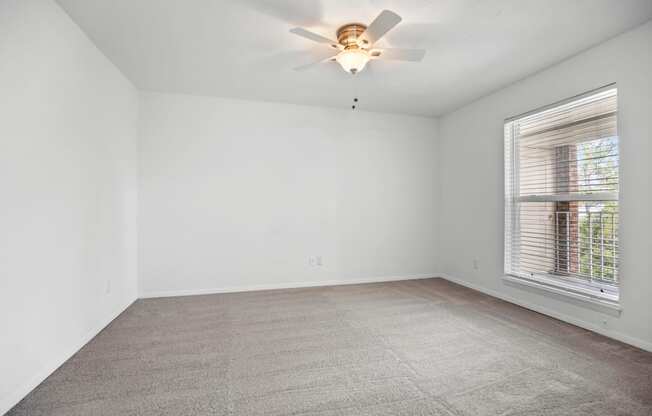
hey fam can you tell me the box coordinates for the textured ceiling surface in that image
[56,0,652,116]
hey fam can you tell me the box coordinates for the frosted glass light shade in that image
[336,49,370,74]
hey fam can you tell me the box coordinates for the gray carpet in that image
[7,278,652,415]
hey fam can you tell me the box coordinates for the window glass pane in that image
[505,87,619,290]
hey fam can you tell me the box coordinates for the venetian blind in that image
[504,86,619,287]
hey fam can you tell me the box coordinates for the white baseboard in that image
[139,273,439,299]
[0,297,136,415]
[439,273,652,353]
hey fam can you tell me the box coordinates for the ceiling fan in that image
[289,10,426,74]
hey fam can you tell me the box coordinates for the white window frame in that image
[503,84,620,308]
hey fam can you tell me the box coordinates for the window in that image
[504,86,619,302]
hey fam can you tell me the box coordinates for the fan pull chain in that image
[351,73,359,111]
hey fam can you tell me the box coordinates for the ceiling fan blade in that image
[358,10,402,47]
[293,54,337,72]
[371,48,426,62]
[290,28,340,49]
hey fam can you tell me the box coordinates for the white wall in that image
[138,93,439,297]
[437,21,652,350]
[0,0,139,412]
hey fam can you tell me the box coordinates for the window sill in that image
[502,274,621,314]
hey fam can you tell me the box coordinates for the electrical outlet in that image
[308,256,323,267]
[105,279,111,294]
[473,258,480,270]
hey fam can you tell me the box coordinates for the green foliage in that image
[576,137,619,282]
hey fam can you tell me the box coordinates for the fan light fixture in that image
[289,10,426,75]
[336,48,370,74]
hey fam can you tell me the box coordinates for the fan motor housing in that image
[337,23,368,48]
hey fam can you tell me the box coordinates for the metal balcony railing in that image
[554,210,618,284]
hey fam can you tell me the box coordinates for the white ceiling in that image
[56,0,652,117]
